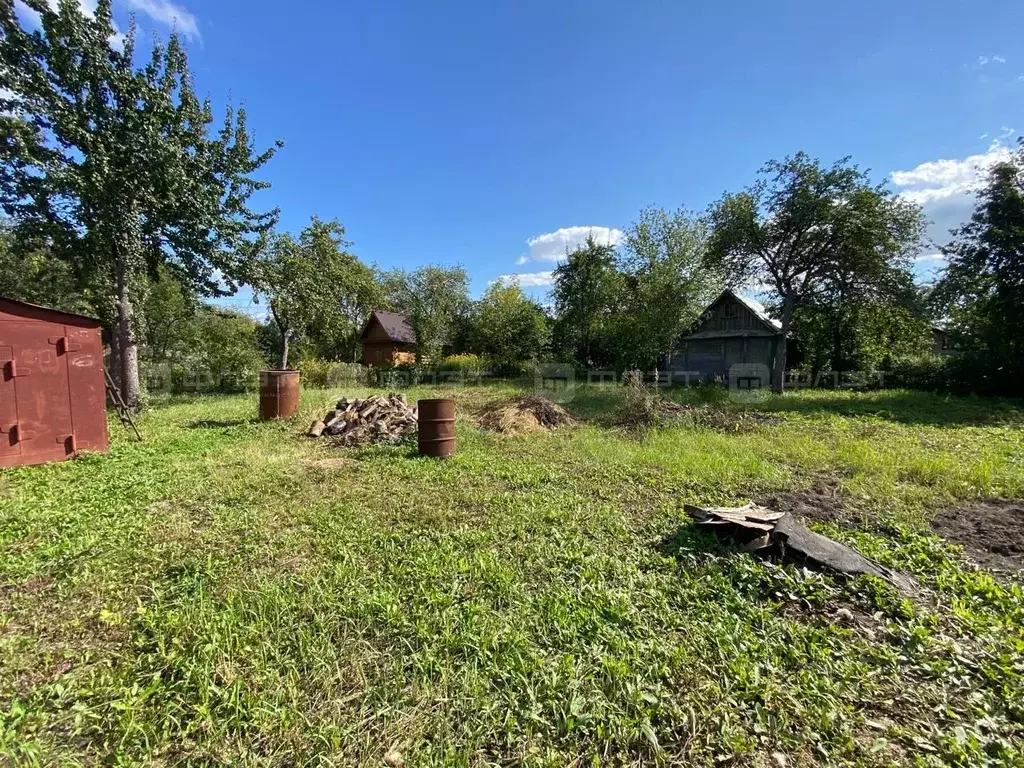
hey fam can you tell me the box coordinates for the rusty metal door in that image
[0,344,18,461]
[6,322,75,463]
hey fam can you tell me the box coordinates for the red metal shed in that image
[0,297,109,468]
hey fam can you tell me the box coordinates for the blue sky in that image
[17,0,1024,313]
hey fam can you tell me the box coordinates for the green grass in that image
[1,385,1022,766]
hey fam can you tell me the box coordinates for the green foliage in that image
[142,266,202,361]
[549,211,722,372]
[296,357,367,389]
[253,218,376,370]
[438,353,486,374]
[145,307,265,393]
[617,207,723,369]
[383,265,470,363]
[707,153,926,390]
[471,282,549,369]
[1,387,1023,764]
[934,146,1024,396]
[552,236,626,368]
[0,222,100,316]
[195,309,265,391]
[788,293,931,374]
[0,1,279,405]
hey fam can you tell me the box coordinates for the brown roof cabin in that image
[666,289,784,387]
[359,311,417,366]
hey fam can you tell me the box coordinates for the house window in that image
[723,302,738,319]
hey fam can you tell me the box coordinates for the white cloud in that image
[494,271,555,289]
[978,55,1006,67]
[515,255,529,265]
[125,0,199,40]
[914,253,946,262]
[890,141,1012,206]
[522,225,624,263]
[891,139,1015,245]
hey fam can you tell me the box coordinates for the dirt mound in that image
[931,501,1024,573]
[477,396,577,435]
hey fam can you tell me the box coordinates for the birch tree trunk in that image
[112,204,143,409]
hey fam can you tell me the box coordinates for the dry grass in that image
[476,395,577,434]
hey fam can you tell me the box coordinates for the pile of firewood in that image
[308,393,418,446]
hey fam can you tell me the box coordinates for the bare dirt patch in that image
[759,479,848,526]
[930,501,1024,572]
[477,396,577,435]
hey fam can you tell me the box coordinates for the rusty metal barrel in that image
[259,370,301,420]
[417,398,456,458]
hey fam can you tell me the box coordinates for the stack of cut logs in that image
[308,393,418,446]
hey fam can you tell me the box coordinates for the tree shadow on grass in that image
[754,389,1024,427]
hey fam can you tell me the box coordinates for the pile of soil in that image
[931,501,1024,572]
[477,396,577,435]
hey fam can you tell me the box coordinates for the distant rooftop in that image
[361,310,416,344]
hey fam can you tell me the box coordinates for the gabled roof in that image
[681,289,783,341]
[359,310,416,344]
[0,296,102,328]
[728,290,783,332]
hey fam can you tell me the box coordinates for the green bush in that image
[885,352,1024,398]
[297,358,367,389]
[439,353,486,374]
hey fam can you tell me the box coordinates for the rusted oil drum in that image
[259,370,301,420]
[417,398,456,458]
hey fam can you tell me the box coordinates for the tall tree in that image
[473,281,549,370]
[935,147,1024,369]
[618,206,722,369]
[707,153,924,392]
[551,236,625,369]
[0,0,280,407]
[253,217,371,370]
[383,265,469,364]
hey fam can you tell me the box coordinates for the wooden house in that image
[666,290,784,386]
[359,311,417,366]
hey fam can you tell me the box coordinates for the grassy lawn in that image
[1,385,1023,766]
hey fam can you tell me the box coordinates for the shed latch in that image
[6,360,29,378]
[1,424,33,443]
[49,337,82,354]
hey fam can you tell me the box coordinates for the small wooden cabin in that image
[666,290,784,386]
[359,311,417,365]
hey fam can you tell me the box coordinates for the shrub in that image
[885,352,1024,398]
[439,353,486,375]
[487,358,541,379]
[297,358,367,389]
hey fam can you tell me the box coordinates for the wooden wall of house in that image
[665,336,778,388]
[693,294,764,334]
[362,320,394,343]
[362,342,416,366]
